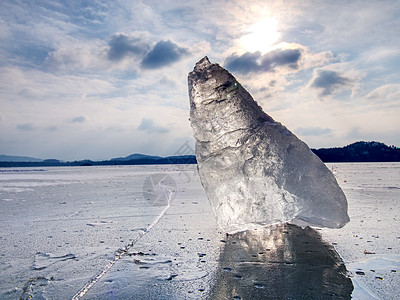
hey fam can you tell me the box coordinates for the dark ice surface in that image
[210,224,353,299]
[0,163,398,299]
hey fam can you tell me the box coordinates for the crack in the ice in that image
[71,191,174,299]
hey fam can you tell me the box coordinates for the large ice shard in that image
[188,57,349,233]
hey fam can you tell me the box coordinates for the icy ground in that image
[0,163,399,299]
[320,163,400,299]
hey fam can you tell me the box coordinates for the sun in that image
[240,18,280,54]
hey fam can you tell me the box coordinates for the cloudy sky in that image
[1,0,399,161]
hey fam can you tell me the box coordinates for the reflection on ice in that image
[211,223,353,299]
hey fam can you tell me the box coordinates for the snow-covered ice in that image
[0,163,398,299]
[0,165,196,299]
[188,57,349,233]
[320,162,400,299]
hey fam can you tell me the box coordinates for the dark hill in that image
[311,141,400,162]
[110,153,162,161]
[1,141,399,167]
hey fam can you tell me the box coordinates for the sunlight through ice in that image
[188,57,349,233]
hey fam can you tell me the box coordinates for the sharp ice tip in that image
[194,56,212,71]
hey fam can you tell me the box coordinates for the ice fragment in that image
[188,56,349,233]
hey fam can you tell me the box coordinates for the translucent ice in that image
[188,57,349,233]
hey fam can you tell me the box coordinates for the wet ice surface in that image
[0,163,399,299]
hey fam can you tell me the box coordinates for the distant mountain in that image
[110,153,162,161]
[0,153,197,167]
[0,154,43,162]
[311,141,400,162]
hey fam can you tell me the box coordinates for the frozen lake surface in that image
[0,163,399,299]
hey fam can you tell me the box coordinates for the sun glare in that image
[240,18,280,54]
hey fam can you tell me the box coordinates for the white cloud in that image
[137,118,169,134]
[365,84,400,104]
[0,66,115,100]
[46,40,110,71]
[295,127,333,137]
[363,47,400,64]
[301,49,335,69]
